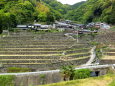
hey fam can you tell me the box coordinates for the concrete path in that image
[85,46,96,65]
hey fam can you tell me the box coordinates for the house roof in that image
[34,24,41,26]
[17,25,27,28]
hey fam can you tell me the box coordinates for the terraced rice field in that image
[101,48,115,64]
[93,30,115,65]
[0,31,91,70]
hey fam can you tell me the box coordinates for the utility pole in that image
[77,27,79,43]
[8,24,10,36]
[74,26,79,43]
[7,22,10,36]
[75,26,79,43]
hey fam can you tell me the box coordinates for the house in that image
[95,22,101,28]
[55,22,73,29]
[100,23,110,30]
[28,24,34,29]
[41,25,49,29]
[16,25,28,30]
[78,29,92,34]
[75,24,86,29]
[86,22,95,28]
[34,24,41,30]
[65,20,72,24]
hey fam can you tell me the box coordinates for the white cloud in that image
[57,0,86,5]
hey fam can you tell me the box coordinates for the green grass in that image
[109,80,115,86]
[0,33,7,37]
[41,74,115,86]
[108,79,115,86]
[0,75,15,86]
[7,67,31,73]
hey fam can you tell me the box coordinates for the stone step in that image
[100,60,115,64]
[66,53,90,58]
[0,42,74,45]
[0,49,90,55]
[0,56,89,61]
[0,51,62,54]
[0,47,90,51]
[0,41,75,44]
[0,56,60,59]
[0,59,62,64]
[0,37,74,39]
[102,56,115,60]
[104,53,115,56]
[0,53,90,59]
[0,48,65,51]
[1,63,49,65]
[0,45,69,48]
[66,49,90,54]
[0,53,90,57]
[0,57,90,65]
[1,57,90,65]
[104,49,115,52]
[0,44,89,49]
[66,52,90,56]
[0,54,61,56]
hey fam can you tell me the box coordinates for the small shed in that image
[56,22,69,28]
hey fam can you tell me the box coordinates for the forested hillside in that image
[42,0,70,15]
[0,0,115,33]
[66,0,115,24]
[0,0,63,33]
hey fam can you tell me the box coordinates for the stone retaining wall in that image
[14,71,62,86]
[0,65,113,86]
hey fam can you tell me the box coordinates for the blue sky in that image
[57,0,87,5]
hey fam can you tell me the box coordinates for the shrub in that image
[74,69,91,79]
[39,74,46,84]
[7,67,31,73]
[0,75,15,86]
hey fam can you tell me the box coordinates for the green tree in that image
[60,65,75,81]
[46,12,55,23]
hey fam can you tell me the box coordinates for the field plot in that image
[0,31,91,70]
[94,30,115,64]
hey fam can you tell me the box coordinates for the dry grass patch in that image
[102,56,115,60]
